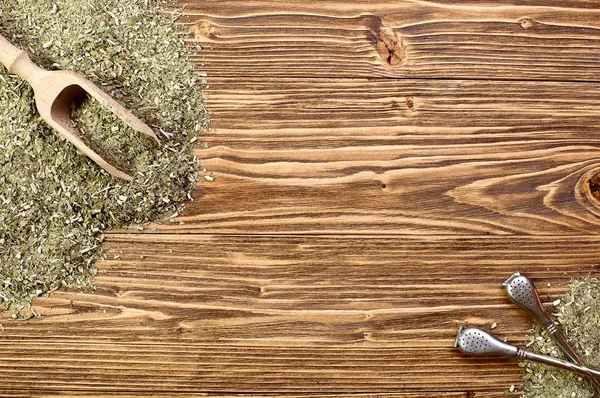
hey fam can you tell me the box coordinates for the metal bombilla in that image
[455,326,600,381]
[503,272,600,395]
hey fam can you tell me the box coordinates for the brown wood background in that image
[4,0,600,396]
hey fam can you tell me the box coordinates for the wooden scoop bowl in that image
[0,34,159,181]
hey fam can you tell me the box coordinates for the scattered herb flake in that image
[523,278,600,398]
[0,0,209,308]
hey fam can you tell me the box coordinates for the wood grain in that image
[177,0,600,81]
[0,393,518,398]
[0,393,514,398]
[136,77,600,235]
[7,1,600,395]
[2,235,597,394]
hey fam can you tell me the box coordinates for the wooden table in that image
[4,1,600,396]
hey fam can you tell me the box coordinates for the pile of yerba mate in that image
[523,278,600,398]
[70,94,158,176]
[0,0,209,310]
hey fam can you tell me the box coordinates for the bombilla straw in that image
[503,272,600,396]
[455,326,600,381]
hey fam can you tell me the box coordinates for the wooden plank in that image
[2,235,597,394]
[140,77,600,235]
[0,394,517,398]
[177,1,600,80]
[0,392,483,398]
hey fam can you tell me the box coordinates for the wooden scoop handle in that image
[0,34,44,82]
[0,34,25,72]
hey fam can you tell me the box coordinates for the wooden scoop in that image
[0,34,159,181]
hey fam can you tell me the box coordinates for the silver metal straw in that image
[455,326,600,380]
[503,271,600,396]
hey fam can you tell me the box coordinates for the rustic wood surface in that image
[179,1,600,81]
[158,77,600,235]
[3,236,599,395]
[0,392,518,398]
[5,0,600,396]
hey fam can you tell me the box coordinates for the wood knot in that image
[376,26,404,66]
[192,20,216,41]
[518,17,535,29]
[365,16,404,66]
[588,173,600,200]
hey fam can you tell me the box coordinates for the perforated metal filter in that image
[502,272,549,323]
[505,273,535,307]
[454,326,518,357]
[456,328,493,354]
